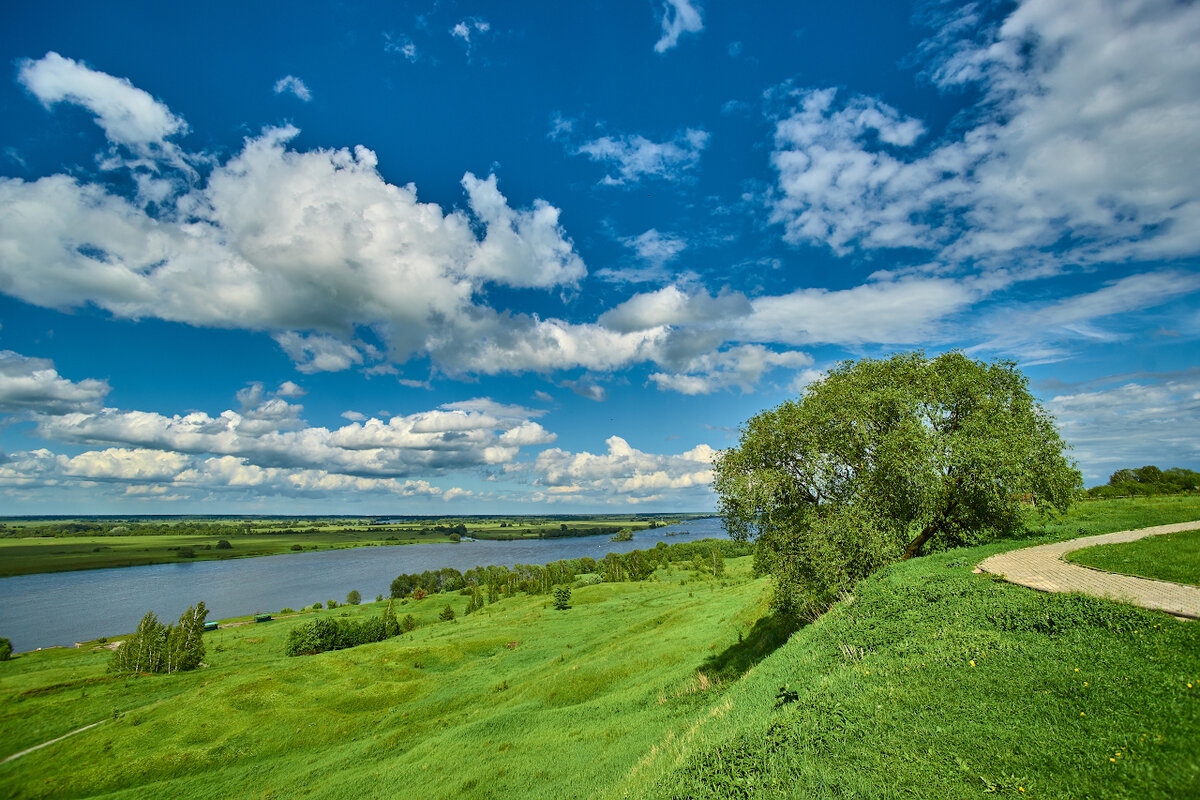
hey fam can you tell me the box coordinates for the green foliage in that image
[439,604,456,622]
[327,599,337,609]
[0,636,11,661]
[311,601,322,609]
[284,607,398,657]
[215,539,233,549]
[1089,465,1200,498]
[553,585,571,610]
[400,613,417,633]
[109,602,208,674]
[714,351,1081,615]
[346,590,361,605]
[465,586,485,615]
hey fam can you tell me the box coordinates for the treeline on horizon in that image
[283,538,753,658]
[0,514,696,539]
[1087,466,1200,498]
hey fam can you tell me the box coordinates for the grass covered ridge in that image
[2,497,1198,798]
[0,558,773,799]
[1066,528,1200,588]
[625,510,1200,800]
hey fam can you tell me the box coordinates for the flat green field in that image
[2,497,1198,799]
[1066,528,1200,587]
[0,515,690,577]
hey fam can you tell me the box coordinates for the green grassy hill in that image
[2,496,1198,798]
[0,558,771,799]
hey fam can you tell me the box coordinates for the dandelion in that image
[1083,681,1088,686]
[1074,668,1080,672]
[1081,712,1086,717]
[970,660,976,667]
[1110,758,1116,763]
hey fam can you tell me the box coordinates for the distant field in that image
[1066,528,1200,587]
[0,515,698,577]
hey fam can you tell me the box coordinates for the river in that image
[0,517,728,652]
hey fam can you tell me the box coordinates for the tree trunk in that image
[901,520,939,561]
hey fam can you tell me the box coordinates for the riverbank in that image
[0,514,702,578]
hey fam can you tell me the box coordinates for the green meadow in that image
[1066,527,1200,587]
[0,496,1198,798]
[0,515,692,577]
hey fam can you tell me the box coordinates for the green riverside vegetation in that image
[1066,528,1200,587]
[0,496,1197,798]
[0,514,697,577]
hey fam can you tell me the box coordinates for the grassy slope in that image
[3,497,1199,799]
[623,497,1200,800]
[0,559,768,799]
[1066,528,1200,587]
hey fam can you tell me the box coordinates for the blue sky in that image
[0,0,1197,514]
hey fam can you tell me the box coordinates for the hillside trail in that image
[977,520,1200,620]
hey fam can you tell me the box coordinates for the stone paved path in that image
[977,520,1200,620]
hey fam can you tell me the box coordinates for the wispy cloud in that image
[655,0,704,54]
[272,75,312,102]
[573,127,709,186]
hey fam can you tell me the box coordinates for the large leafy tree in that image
[713,352,1081,615]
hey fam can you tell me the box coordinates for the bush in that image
[346,590,361,605]
[216,539,233,549]
[553,585,572,610]
[0,637,11,661]
[439,604,456,622]
[376,594,383,602]
[312,601,323,609]
[401,614,417,633]
[177,547,196,559]
[285,609,401,656]
[327,600,338,609]
[290,544,303,551]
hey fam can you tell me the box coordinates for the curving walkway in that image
[977,520,1200,620]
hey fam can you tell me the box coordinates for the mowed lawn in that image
[1067,528,1200,587]
[0,558,771,799]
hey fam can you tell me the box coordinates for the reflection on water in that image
[0,517,726,651]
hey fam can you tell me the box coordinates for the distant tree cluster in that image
[285,601,401,656]
[389,539,751,605]
[1088,466,1200,498]
[109,603,208,674]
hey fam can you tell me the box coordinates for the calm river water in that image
[0,517,727,652]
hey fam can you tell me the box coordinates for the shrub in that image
[312,601,323,609]
[0,637,11,661]
[291,544,303,551]
[553,585,572,610]
[216,539,232,549]
[346,590,361,605]
[412,588,427,600]
[401,614,417,633]
[439,604,456,622]
[177,547,196,559]
[327,600,338,609]
[376,594,383,602]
